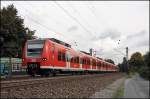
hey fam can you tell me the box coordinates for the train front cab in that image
[22,39,52,76]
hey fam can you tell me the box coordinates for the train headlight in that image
[42,58,47,61]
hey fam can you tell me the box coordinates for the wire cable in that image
[54,1,93,36]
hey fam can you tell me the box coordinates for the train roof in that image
[49,38,71,48]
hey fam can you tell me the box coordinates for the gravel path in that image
[124,74,149,98]
[90,77,125,98]
[1,73,124,98]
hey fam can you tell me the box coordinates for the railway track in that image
[1,73,115,89]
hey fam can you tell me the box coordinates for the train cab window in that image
[27,40,44,57]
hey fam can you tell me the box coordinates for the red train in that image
[22,38,118,76]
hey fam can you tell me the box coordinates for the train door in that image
[90,58,92,70]
[66,50,70,69]
[96,60,97,70]
[79,57,82,69]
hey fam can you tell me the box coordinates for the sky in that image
[1,1,149,64]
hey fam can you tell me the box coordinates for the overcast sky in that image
[1,1,149,64]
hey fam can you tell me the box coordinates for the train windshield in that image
[27,40,45,57]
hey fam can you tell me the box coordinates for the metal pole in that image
[126,47,129,74]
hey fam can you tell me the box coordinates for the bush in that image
[139,66,149,80]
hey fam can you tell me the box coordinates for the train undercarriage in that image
[27,62,115,77]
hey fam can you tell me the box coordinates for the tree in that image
[139,51,150,80]
[105,59,115,64]
[143,51,149,66]
[129,52,144,70]
[0,4,36,58]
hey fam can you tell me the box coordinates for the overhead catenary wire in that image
[67,3,93,33]
[113,48,126,56]
[9,1,78,45]
[24,2,79,47]
[54,1,94,36]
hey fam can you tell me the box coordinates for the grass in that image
[113,79,125,98]
[126,71,136,78]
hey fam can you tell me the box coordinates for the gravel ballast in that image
[1,73,124,98]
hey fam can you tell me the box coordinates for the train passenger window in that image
[58,50,61,61]
[86,59,88,65]
[77,57,79,63]
[73,57,76,63]
[84,59,86,64]
[62,53,66,61]
[71,57,73,63]
[87,59,90,65]
[82,59,84,64]
[80,58,82,64]
[92,59,96,66]
[75,57,77,63]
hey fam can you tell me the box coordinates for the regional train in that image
[22,38,118,76]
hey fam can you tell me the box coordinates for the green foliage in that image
[0,4,36,58]
[129,51,149,80]
[139,51,150,80]
[113,79,125,98]
[139,66,149,80]
[129,52,144,68]
[143,51,149,66]
[118,57,128,72]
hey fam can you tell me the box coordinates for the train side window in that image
[73,57,76,63]
[58,50,61,61]
[51,44,55,53]
[77,57,79,63]
[92,59,96,66]
[79,58,82,64]
[88,59,90,65]
[84,59,86,64]
[71,57,73,63]
[82,59,84,64]
[75,57,77,63]
[62,53,66,62]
